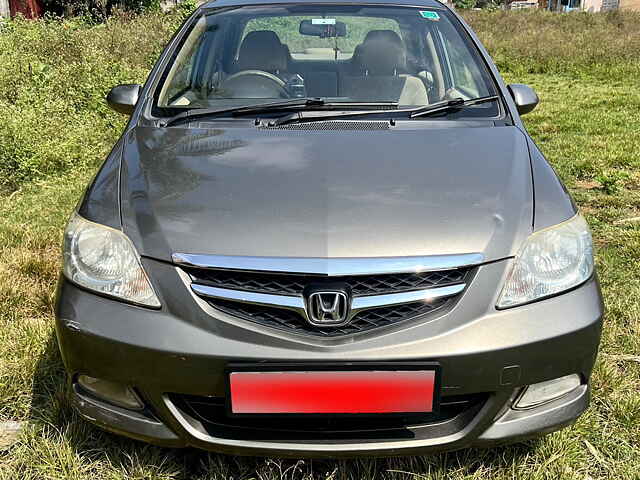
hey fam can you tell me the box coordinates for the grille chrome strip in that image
[351,284,465,310]
[174,253,484,275]
[191,284,305,312]
[191,283,465,321]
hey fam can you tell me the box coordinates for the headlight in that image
[63,213,161,308]
[497,214,594,309]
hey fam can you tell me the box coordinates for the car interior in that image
[221,28,431,104]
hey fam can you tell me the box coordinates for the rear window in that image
[242,16,401,60]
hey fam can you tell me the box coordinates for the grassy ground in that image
[1,10,640,480]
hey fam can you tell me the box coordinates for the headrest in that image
[236,30,288,73]
[358,30,406,75]
[362,29,404,48]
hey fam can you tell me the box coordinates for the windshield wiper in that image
[161,96,496,127]
[160,99,398,127]
[409,95,500,118]
[268,95,500,127]
[160,97,326,127]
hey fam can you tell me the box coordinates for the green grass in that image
[1,10,640,480]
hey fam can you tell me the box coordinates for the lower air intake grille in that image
[170,392,488,442]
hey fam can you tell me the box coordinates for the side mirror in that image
[106,84,141,115]
[507,84,539,115]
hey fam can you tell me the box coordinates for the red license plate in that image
[229,370,437,414]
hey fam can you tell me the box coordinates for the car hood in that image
[119,124,533,263]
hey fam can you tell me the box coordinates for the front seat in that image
[234,30,289,74]
[350,29,406,74]
[342,30,428,106]
[222,30,294,98]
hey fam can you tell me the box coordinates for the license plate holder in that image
[226,362,441,417]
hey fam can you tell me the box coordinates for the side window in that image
[436,23,490,99]
[165,39,201,101]
[158,18,209,106]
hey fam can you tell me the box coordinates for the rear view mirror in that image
[508,84,539,115]
[299,19,347,38]
[106,84,141,115]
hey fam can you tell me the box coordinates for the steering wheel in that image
[221,70,289,99]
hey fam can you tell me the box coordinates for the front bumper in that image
[55,258,603,457]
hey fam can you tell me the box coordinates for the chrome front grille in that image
[175,254,480,337]
[207,297,449,337]
[185,268,467,297]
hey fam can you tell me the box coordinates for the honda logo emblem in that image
[306,291,350,326]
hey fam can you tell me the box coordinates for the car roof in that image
[201,0,448,11]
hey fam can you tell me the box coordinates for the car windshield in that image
[154,5,499,117]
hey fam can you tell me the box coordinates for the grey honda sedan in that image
[55,0,603,457]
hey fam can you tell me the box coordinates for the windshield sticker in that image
[312,18,336,25]
[419,11,440,20]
